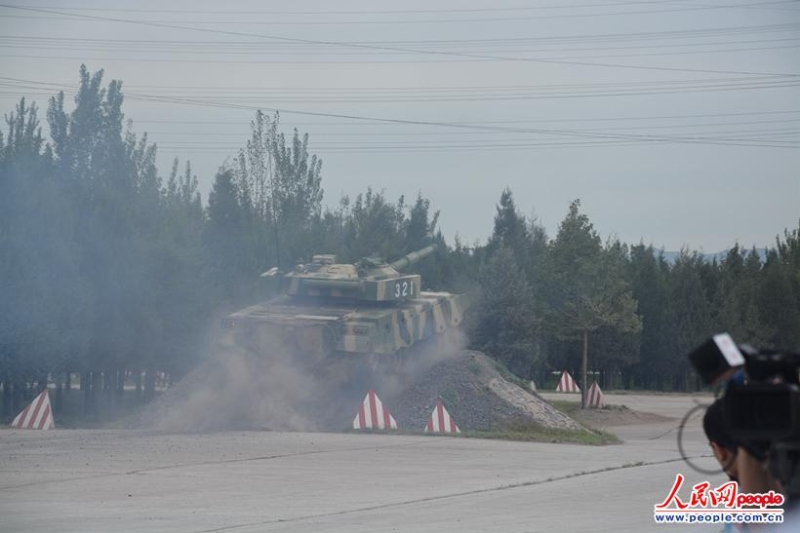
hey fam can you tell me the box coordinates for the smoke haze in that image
[135,328,468,433]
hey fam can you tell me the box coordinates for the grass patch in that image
[482,357,530,389]
[343,424,619,445]
[468,419,620,446]
[549,399,582,417]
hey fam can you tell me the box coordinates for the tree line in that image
[2,67,798,419]
[468,192,799,400]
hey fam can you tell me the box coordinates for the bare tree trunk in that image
[103,370,115,415]
[581,328,588,409]
[1,376,10,417]
[55,377,63,414]
[135,368,143,403]
[91,370,102,415]
[82,371,91,415]
[12,380,22,414]
[144,365,156,402]
[116,370,124,401]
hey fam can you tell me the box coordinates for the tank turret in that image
[278,244,438,302]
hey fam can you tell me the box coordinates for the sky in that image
[0,0,798,253]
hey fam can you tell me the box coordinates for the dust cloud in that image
[134,327,468,433]
[369,329,468,401]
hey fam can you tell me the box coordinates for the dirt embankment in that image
[128,349,588,434]
[390,351,584,432]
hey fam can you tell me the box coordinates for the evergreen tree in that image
[712,245,774,348]
[590,239,641,386]
[761,222,800,350]
[545,200,641,406]
[627,244,675,389]
[476,189,549,380]
[153,160,209,383]
[669,250,715,390]
[206,169,257,304]
[485,188,534,277]
[402,192,444,288]
[471,246,539,377]
[341,188,407,261]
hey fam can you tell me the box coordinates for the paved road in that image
[0,394,752,532]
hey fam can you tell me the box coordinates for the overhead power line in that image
[0,4,797,78]
[1,37,798,63]
[3,23,800,47]
[2,74,797,103]
[101,89,800,149]
[2,1,796,24]
[5,1,788,16]
[3,35,799,53]
[104,110,800,126]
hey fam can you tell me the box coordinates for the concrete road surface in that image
[0,393,778,532]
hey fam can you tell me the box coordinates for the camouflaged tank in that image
[221,244,469,371]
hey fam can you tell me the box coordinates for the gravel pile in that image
[127,348,582,434]
[388,350,583,432]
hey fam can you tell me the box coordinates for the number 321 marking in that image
[394,280,413,298]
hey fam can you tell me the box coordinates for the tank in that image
[220,244,469,373]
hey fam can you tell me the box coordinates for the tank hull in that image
[222,292,468,361]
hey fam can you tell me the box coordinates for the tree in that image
[47,66,143,412]
[341,188,407,261]
[1,66,177,415]
[767,221,800,350]
[235,111,323,269]
[402,192,444,288]
[405,192,439,251]
[627,244,675,389]
[712,246,774,347]
[475,189,550,379]
[545,200,641,407]
[590,239,642,387]
[152,160,210,384]
[33,66,212,411]
[205,168,258,304]
[485,188,533,277]
[471,246,539,377]
[669,250,715,390]
[0,98,78,414]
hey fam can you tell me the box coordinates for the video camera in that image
[689,333,800,501]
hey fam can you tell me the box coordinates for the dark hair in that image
[703,399,738,451]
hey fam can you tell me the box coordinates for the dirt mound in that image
[390,351,583,432]
[127,348,582,434]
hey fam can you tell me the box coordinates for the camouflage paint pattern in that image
[222,244,469,361]
[224,291,469,358]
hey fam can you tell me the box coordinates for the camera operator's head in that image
[704,399,740,481]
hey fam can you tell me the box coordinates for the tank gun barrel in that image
[389,243,438,271]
